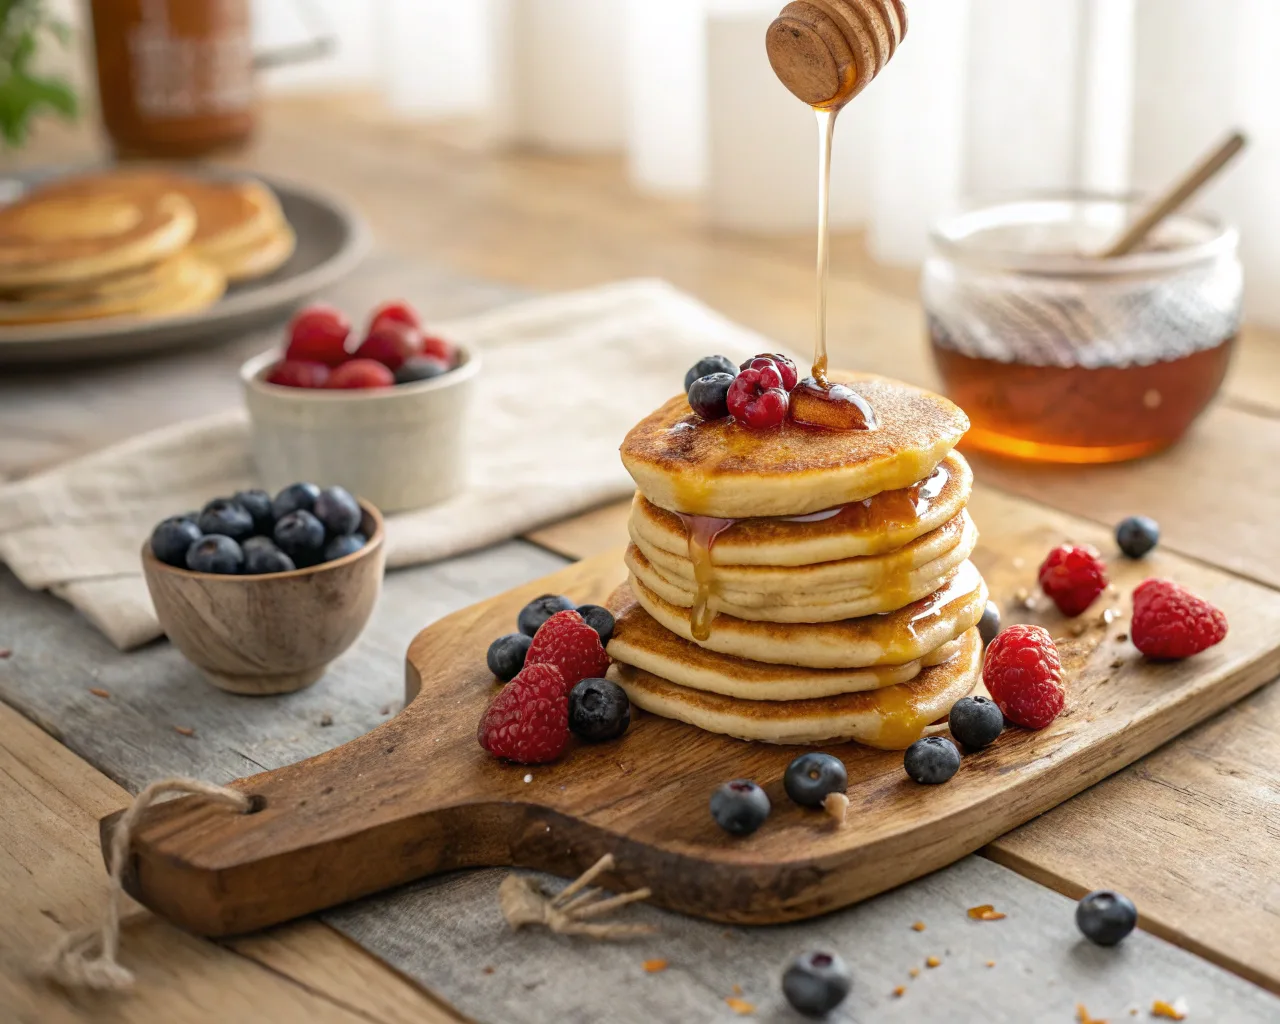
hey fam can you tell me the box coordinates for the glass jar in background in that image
[922,194,1242,464]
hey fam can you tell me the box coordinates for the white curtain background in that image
[255,0,1280,326]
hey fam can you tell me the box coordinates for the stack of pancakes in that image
[0,169,294,326]
[607,371,988,749]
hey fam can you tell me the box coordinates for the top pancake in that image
[621,371,969,518]
[0,185,195,289]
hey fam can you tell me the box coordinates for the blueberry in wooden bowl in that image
[141,489,385,695]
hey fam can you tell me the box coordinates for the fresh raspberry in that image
[368,300,421,334]
[1131,578,1227,659]
[1038,544,1108,617]
[525,609,610,692]
[265,359,330,388]
[352,321,423,371]
[740,352,798,391]
[477,663,569,763]
[727,368,789,429]
[285,304,352,367]
[982,624,1065,729]
[326,358,395,389]
[421,334,457,367]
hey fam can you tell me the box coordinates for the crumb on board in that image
[89,688,110,699]
[909,967,920,978]
[319,713,334,727]
[724,996,754,1015]
[173,725,195,737]
[925,956,941,968]
[1076,1005,1106,1024]
[967,904,1007,921]
[642,959,668,974]
[892,985,906,997]
[985,960,996,968]
[823,791,849,823]
[1151,998,1187,1020]
[911,920,926,932]
[523,773,533,783]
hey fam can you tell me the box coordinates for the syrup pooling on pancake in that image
[659,459,958,640]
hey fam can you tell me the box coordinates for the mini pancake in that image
[632,509,973,596]
[630,450,972,566]
[627,560,987,668]
[0,188,196,289]
[0,252,225,325]
[624,515,977,621]
[605,582,962,700]
[611,626,981,748]
[620,371,969,518]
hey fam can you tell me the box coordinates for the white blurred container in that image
[240,347,480,514]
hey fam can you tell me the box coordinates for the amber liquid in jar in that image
[931,328,1236,463]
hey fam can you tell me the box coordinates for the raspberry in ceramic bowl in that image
[241,329,479,514]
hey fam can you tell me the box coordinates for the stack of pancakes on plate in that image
[608,371,988,748]
[0,168,294,326]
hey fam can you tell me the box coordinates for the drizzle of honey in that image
[676,512,735,641]
[869,682,928,749]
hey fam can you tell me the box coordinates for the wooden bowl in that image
[141,501,386,695]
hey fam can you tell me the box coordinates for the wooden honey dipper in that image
[767,0,908,109]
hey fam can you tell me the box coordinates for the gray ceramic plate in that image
[0,171,370,364]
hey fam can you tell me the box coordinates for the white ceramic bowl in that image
[240,347,480,514]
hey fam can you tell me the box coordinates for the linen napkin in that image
[0,279,780,650]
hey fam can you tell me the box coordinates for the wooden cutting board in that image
[105,487,1280,938]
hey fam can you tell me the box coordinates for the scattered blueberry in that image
[683,354,738,392]
[197,498,255,541]
[687,372,736,420]
[242,536,296,574]
[568,677,631,742]
[978,599,1001,646]
[273,510,327,567]
[948,695,1004,752]
[395,356,450,384]
[314,485,362,537]
[487,633,533,682]
[709,779,770,836]
[576,604,615,644]
[1076,890,1138,946]
[323,533,366,561]
[233,489,275,534]
[271,482,321,521]
[903,736,961,784]
[517,594,576,636]
[781,951,852,1018]
[185,535,244,574]
[150,516,203,567]
[1116,515,1160,559]
[783,752,848,808]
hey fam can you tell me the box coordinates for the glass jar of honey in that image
[923,194,1242,463]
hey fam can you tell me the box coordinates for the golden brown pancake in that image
[217,221,296,282]
[624,514,976,621]
[0,188,196,289]
[628,559,987,668]
[606,582,962,699]
[630,450,972,566]
[611,626,981,747]
[620,371,969,518]
[0,252,224,324]
[632,509,973,596]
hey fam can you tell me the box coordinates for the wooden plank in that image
[966,401,1280,591]
[988,674,1280,996]
[0,700,451,1024]
[525,499,631,560]
[114,484,1280,941]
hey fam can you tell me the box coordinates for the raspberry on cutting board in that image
[525,609,610,693]
[477,663,569,764]
[1038,544,1108,617]
[982,623,1065,730]
[1131,578,1228,659]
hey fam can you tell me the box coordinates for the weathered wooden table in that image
[3,98,1280,1022]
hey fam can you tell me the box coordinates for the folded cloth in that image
[0,279,778,650]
